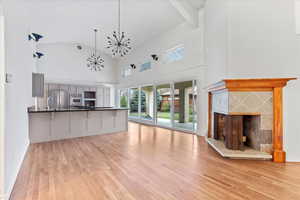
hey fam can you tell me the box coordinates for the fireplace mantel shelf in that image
[207,78,296,92]
[228,112,261,116]
[207,78,297,163]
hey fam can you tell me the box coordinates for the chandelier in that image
[107,0,131,57]
[87,29,104,71]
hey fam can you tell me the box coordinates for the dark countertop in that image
[28,107,129,113]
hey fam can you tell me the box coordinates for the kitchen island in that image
[28,107,128,143]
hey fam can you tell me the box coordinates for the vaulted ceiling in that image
[24,0,202,54]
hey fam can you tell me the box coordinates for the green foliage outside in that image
[160,102,170,112]
[120,95,128,108]
[129,90,146,112]
[130,90,160,112]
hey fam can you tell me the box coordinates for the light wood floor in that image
[10,122,300,200]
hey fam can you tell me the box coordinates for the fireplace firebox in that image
[213,113,265,152]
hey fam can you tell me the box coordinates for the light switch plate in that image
[5,73,12,83]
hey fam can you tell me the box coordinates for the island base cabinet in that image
[29,110,128,143]
[87,111,102,135]
[29,113,51,143]
[102,111,115,134]
[70,112,87,138]
[50,112,70,141]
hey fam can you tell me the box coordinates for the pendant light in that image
[107,0,131,57]
[87,29,105,71]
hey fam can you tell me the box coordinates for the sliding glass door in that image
[129,88,139,118]
[141,86,154,121]
[125,80,198,132]
[156,84,172,127]
[173,81,194,131]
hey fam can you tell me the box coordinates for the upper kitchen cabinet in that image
[96,86,111,107]
[77,86,85,94]
[37,83,113,108]
[96,87,104,107]
[69,85,77,95]
[90,87,97,92]
[59,84,70,93]
[104,87,111,107]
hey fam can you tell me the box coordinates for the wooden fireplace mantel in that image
[207,78,297,163]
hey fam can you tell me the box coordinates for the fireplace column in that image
[273,87,285,163]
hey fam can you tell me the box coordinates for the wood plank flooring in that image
[10,122,300,200]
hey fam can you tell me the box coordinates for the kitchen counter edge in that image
[28,107,129,113]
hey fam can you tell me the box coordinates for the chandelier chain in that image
[118,0,121,37]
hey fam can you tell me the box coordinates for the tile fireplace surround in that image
[207,78,296,163]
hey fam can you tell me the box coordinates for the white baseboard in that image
[286,158,300,162]
[0,194,8,200]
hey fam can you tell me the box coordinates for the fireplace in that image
[207,78,296,162]
[213,113,272,153]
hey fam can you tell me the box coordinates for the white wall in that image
[0,5,5,200]
[36,43,118,85]
[204,0,229,85]
[295,0,300,34]
[117,22,206,88]
[2,1,36,199]
[205,0,300,161]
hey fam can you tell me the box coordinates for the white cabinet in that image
[96,87,111,107]
[29,110,128,143]
[59,84,70,92]
[44,84,113,108]
[29,113,51,143]
[69,85,77,95]
[50,112,70,140]
[104,87,111,107]
[96,87,104,107]
[90,87,97,92]
[87,111,102,134]
[78,86,85,96]
[102,111,114,133]
[70,112,87,138]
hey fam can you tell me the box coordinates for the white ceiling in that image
[25,0,199,55]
